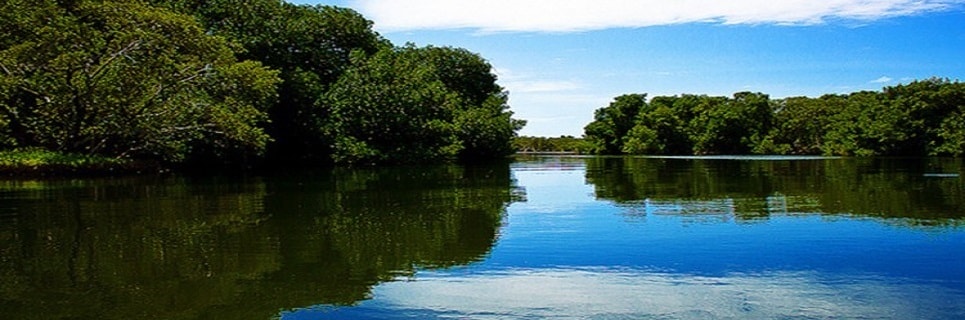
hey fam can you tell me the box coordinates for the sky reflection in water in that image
[292,267,965,319]
[285,157,965,319]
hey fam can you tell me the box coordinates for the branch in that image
[0,61,12,76]
[177,65,211,84]
[89,39,142,81]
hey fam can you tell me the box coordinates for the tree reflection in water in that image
[0,163,520,319]
[584,157,965,226]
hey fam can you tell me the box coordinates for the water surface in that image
[1,157,964,319]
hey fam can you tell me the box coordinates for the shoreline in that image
[0,149,168,178]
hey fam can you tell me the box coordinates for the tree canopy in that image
[1,0,525,167]
[584,78,965,157]
[0,0,279,163]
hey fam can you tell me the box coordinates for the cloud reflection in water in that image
[294,267,965,319]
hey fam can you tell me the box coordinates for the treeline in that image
[584,78,965,156]
[0,0,524,167]
[513,135,594,153]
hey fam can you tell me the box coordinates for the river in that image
[1,156,964,319]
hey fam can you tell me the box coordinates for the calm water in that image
[1,156,964,319]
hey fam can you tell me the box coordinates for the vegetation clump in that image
[0,148,159,176]
[583,78,965,157]
[0,0,525,171]
[514,136,594,154]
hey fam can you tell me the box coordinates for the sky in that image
[288,0,965,137]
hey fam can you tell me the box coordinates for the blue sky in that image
[289,0,965,137]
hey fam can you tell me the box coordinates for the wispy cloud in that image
[494,67,583,93]
[871,76,894,83]
[352,0,964,32]
[506,80,583,93]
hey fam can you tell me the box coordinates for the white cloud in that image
[494,68,582,93]
[352,0,963,32]
[494,68,583,97]
[489,67,606,136]
[506,80,583,93]
[871,76,894,83]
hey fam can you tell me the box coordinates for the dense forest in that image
[584,79,965,157]
[0,0,524,167]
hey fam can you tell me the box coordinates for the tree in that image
[322,47,463,164]
[882,78,965,156]
[513,136,593,153]
[0,0,279,163]
[621,125,661,154]
[453,93,526,160]
[683,92,773,155]
[936,110,965,156]
[584,94,647,154]
[623,96,690,155]
[154,0,391,163]
[416,46,524,160]
[768,96,834,154]
[822,91,905,156]
[321,44,525,165]
[586,80,964,157]
[686,95,729,154]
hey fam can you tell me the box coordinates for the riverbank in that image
[0,149,166,177]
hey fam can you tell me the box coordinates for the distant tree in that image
[767,96,834,154]
[586,81,965,157]
[623,96,690,155]
[882,78,965,156]
[936,111,965,156]
[584,94,647,154]
[729,91,774,154]
[821,91,890,156]
[621,125,661,154]
[514,135,593,153]
[686,95,730,154]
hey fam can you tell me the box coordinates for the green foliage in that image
[936,111,965,156]
[622,125,661,154]
[323,47,462,164]
[0,148,126,168]
[624,96,690,154]
[191,60,279,162]
[323,45,523,165]
[0,147,159,175]
[2,0,525,167]
[767,95,835,154]
[454,96,526,160]
[584,94,647,154]
[421,47,525,161]
[818,79,965,156]
[0,0,279,164]
[154,0,392,163]
[514,135,594,153]
[689,92,772,155]
[587,92,773,155]
[585,78,965,157]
